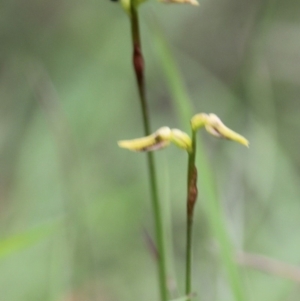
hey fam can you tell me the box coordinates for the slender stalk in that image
[129,3,168,301]
[185,131,197,300]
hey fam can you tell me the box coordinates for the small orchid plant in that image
[118,113,248,300]
[112,0,249,298]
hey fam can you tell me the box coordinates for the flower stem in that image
[129,3,168,301]
[185,131,197,301]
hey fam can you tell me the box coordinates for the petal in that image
[205,114,249,147]
[118,127,172,152]
[170,129,192,152]
[190,113,209,131]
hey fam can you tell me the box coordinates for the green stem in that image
[185,131,197,300]
[129,3,168,301]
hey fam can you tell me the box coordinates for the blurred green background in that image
[1,0,300,300]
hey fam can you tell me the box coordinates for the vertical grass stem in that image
[129,3,168,301]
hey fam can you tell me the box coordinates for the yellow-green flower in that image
[118,113,248,153]
[118,127,192,152]
[191,113,249,147]
[118,127,172,152]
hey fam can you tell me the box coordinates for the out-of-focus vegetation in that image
[1,0,300,300]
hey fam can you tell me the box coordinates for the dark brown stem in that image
[130,7,146,122]
[185,131,197,300]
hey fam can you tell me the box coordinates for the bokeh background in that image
[1,0,300,300]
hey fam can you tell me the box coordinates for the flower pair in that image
[118,113,249,153]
